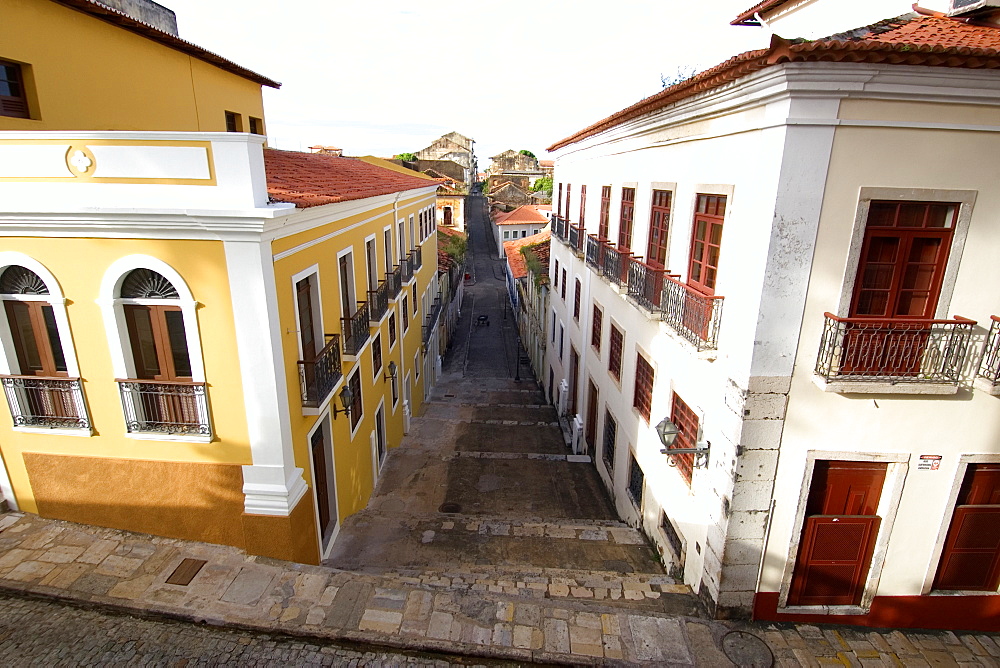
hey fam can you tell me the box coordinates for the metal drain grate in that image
[438,503,462,513]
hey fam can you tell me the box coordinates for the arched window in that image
[100,257,209,439]
[1,266,67,377]
[119,269,191,381]
[0,258,88,432]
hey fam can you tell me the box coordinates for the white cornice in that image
[554,63,1000,162]
[0,131,268,144]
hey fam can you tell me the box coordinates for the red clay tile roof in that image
[731,0,792,26]
[264,149,437,208]
[504,231,551,279]
[494,205,550,226]
[437,225,466,239]
[53,0,279,87]
[548,19,1000,152]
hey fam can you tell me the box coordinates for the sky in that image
[163,0,771,166]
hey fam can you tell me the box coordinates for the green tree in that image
[518,149,536,158]
[531,176,552,193]
[394,152,417,161]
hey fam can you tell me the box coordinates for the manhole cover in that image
[721,630,773,667]
[439,502,462,513]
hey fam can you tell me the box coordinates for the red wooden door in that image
[646,190,671,269]
[843,201,956,376]
[687,195,725,296]
[789,461,887,606]
[934,464,1000,591]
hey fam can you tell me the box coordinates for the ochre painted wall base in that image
[242,494,319,565]
[24,453,246,548]
[754,592,1000,632]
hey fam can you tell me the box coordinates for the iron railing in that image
[659,275,724,351]
[118,380,211,436]
[298,334,342,408]
[412,246,423,271]
[400,256,414,283]
[602,244,628,287]
[368,281,389,322]
[627,258,668,311]
[386,264,402,299]
[568,224,582,253]
[552,215,567,242]
[422,296,443,345]
[978,315,1000,385]
[815,313,976,385]
[1,376,90,429]
[342,301,372,356]
[585,235,606,271]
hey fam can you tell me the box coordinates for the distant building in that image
[492,205,550,259]
[415,132,477,186]
[503,232,551,390]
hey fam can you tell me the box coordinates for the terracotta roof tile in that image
[264,149,436,208]
[731,0,792,26]
[437,225,466,238]
[548,17,1000,152]
[493,205,550,225]
[503,231,551,279]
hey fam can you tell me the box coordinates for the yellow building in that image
[0,0,439,564]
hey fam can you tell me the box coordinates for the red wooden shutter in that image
[934,507,1000,591]
[789,516,881,606]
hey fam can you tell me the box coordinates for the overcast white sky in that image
[164,1,770,165]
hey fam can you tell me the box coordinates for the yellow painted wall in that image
[0,0,266,132]
[0,237,251,520]
[271,191,435,536]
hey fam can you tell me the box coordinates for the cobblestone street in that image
[0,592,501,667]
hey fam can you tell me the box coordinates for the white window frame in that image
[307,412,340,558]
[291,265,324,364]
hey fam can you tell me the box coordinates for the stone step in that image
[349,509,636,534]
[343,565,700,615]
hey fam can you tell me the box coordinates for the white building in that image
[545,0,1000,631]
[492,205,550,259]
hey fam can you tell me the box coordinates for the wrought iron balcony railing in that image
[342,301,372,356]
[412,246,423,271]
[601,244,628,287]
[368,280,389,322]
[568,224,581,253]
[118,379,211,436]
[815,313,976,385]
[585,235,606,271]
[627,258,669,312]
[977,315,1000,386]
[659,275,724,351]
[298,334,342,408]
[1,375,90,429]
[400,256,414,283]
[552,215,567,242]
[386,264,402,299]
[422,296,443,345]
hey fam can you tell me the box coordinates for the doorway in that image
[934,463,1000,591]
[788,460,887,607]
[309,417,338,552]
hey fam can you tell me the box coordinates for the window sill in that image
[125,432,212,444]
[812,375,959,395]
[973,377,1000,396]
[13,426,92,437]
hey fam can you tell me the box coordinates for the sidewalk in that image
[0,510,998,666]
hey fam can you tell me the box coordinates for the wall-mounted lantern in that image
[333,385,354,420]
[656,416,710,469]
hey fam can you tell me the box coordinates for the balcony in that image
[568,224,585,255]
[422,296,443,345]
[814,313,977,394]
[552,215,567,242]
[659,275,724,351]
[976,315,1000,394]
[386,264,402,299]
[342,301,372,356]
[118,380,211,437]
[298,334,342,408]
[400,256,414,283]
[1,376,90,430]
[368,280,389,322]
[601,244,629,287]
[585,235,606,271]
[412,246,423,271]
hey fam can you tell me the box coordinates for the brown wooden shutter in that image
[934,507,1000,591]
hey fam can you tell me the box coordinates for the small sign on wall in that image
[918,454,942,471]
